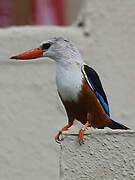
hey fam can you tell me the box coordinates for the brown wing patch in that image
[58,78,114,128]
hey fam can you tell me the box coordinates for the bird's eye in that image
[42,43,51,50]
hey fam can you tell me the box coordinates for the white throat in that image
[56,58,84,102]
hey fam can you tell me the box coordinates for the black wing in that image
[82,65,110,116]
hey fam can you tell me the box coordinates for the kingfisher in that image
[11,37,130,144]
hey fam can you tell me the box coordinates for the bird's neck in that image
[56,55,84,68]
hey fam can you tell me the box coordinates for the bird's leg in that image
[78,121,91,145]
[55,123,73,143]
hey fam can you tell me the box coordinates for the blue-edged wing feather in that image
[82,65,130,130]
[106,115,130,129]
[82,65,110,116]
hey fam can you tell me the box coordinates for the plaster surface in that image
[60,130,135,180]
[0,0,135,179]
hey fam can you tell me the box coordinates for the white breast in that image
[56,61,83,102]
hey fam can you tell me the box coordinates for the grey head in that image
[39,37,82,62]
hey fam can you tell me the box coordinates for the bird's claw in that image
[79,139,84,145]
[55,131,64,144]
[55,139,61,144]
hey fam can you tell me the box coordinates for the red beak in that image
[10,48,44,60]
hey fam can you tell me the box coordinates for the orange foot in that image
[78,129,85,145]
[78,121,91,145]
[55,131,62,143]
[55,123,73,143]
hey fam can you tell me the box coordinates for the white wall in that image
[0,0,135,179]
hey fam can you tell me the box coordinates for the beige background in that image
[0,0,135,179]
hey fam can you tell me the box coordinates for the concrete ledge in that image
[60,130,135,180]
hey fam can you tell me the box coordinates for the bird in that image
[10,37,130,144]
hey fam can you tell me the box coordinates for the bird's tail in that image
[106,115,130,130]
